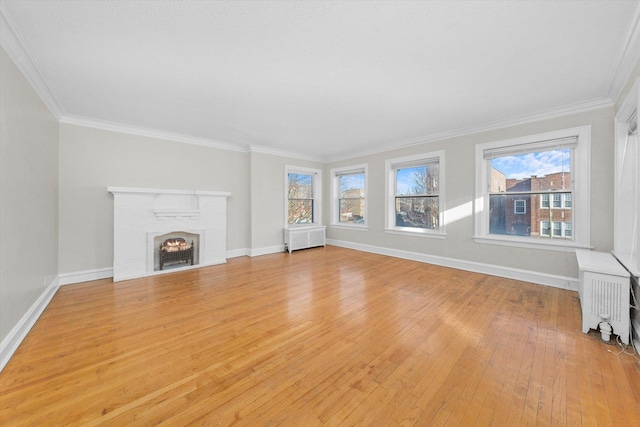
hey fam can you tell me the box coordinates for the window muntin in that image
[386,151,445,236]
[475,126,591,249]
[286,166,322,226]
[331,165,367,227]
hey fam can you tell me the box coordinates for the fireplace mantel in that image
[108,187,230,282]
[108,187,231,198]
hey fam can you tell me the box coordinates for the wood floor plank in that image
[1,246,639,426]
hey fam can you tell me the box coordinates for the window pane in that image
[541,194,549,208]
[564,193,572,208]
[339,199,365,223]
[489,194,531,236]
[396,164,439,196]
[288,173,313,199]
[288,200,313,224]
[395,197,439,229]
[565,222,572,237]
[553,222,562,236]
[338,173,365,198]
[541,221,550,236]
[490,148,571,194]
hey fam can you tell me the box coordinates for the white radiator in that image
[284,225,326,253]
[576,250,630,344]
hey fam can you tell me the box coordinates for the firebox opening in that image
[153,231,200,271]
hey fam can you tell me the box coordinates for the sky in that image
[491,148,570,179]
[396,167,422,194]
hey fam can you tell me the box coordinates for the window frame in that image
[474,126,591,251]
[385,151,446,238]
[285,165,322,227]
[514,200,526,214]
[330,163,368,229]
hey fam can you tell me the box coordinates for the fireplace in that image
[109,187,230,282]
[155,232,200,271]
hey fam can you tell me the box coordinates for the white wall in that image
[325,106,615,281]
[0,47,59,343]
[58,124,250,273]
[249,151,324,251]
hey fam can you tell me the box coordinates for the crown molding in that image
[59,114,249,153]
[607,1,640,103]
[326,97,613,163]
[248,144,325,163]
[0,3,64,119]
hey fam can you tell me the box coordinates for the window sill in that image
[385,228,446,239]
[285,224,326,230]
[330,224,368,231]
[473,235,592,252]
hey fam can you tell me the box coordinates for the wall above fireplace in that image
[108,187,230,282]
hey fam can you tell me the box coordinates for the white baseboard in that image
[0,277,60,372]
[250,245,285,257]
[58,267,113,286]
[326,239,579,291]
[227,248,250,258]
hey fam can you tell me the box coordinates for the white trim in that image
[607,1,640,102]
[60,114,248,153]
[326,239,579,291]
[474,125,591,250]
[0,277,60,372]
[385,150,446,236]
[249,144,324,163]
[473,236,591,252]
[330,163,368,228]
[250,245,286,257]
[0,4,64,118]
[285,165,323,227]
[327,98,612,163]
[330,224,369,232]
[227,248,250,258]
[58,267,113,286]
[384,229,447,239]
[107,186,231,197]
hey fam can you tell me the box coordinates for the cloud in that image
[492,149,570,179]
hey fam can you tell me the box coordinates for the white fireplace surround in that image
[108,187,230,282]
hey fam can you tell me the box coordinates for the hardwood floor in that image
[1,246,639,426]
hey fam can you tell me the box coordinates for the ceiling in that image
[1,1,639,161]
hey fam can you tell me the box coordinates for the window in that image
[541,193,572,209]
[385,151,445,237]
[564,193,572,208]
[475,126,591,249]
[331,164,367,227]
[541,194,549,208]
[286,165,322,226]
[541,221,550,236]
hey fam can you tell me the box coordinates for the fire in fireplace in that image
[159,238,195,270]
